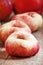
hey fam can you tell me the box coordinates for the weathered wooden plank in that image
[2,49,43,65]
[0,47,8,65]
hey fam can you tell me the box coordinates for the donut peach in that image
[5,31,40,57]
[0,20,31,42]
[11,12,43,32]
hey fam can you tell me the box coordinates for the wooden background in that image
[0,15,43,65]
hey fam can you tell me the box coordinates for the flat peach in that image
[5,31,40,57]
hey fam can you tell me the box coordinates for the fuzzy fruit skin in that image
[12,0,42,14]
[0,0,12,21]
[36,9,43,14]
[5,31,40,57]
[0,20,31,42]
[11,12,43,32]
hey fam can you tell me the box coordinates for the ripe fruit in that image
[37,9,43,14]
[0,20,31,42]
[11,12,43,32]
[0,0,12,21]
[5,31,40,57]
[12,0,42,14]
